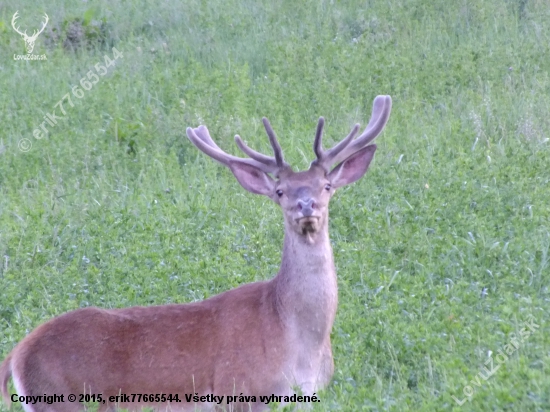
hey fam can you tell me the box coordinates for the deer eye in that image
[325,184,331,191]
[276,189,283,197]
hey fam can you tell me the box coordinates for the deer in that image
[11,11,49,54]
[0,95,392,412]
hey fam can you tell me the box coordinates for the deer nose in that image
[297,198,315,217]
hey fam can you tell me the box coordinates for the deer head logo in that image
[11,11,49,54]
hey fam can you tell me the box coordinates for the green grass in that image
[1,0,549,410]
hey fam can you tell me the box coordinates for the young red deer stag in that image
[0,95,392,411]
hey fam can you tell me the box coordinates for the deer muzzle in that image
[297,198,315,217]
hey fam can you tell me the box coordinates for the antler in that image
[11,11,48,40]
[312,95,392,171]
[11,11,27,37]
[186,119,290,175]
[31,13,49,40]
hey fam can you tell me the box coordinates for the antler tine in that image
[186,126,229,165]
[313,117,325,160]
[191,125,223,150]
[262,118,285,169]
[11,11,27,36]
[315,95,392,171]
[235,135,279,165]
[326,123,360,158]
[355,95,392,146]
[33,13,49,37]
[186,126,281,174]
[313,123,359,170]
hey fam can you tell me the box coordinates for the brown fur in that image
[2,282,287,411]
[0,353,12,408]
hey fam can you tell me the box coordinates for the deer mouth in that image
[296,216,319,233]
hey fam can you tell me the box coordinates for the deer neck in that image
[273,219,337,341]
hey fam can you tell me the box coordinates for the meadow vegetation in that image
[0,0,549,410]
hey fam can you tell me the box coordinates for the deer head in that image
[187,95,392,242]
[11,11,49,54]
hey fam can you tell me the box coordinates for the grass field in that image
[1,0,549,410]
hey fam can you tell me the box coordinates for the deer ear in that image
[229,161,276,196]
[327,145,376,188]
